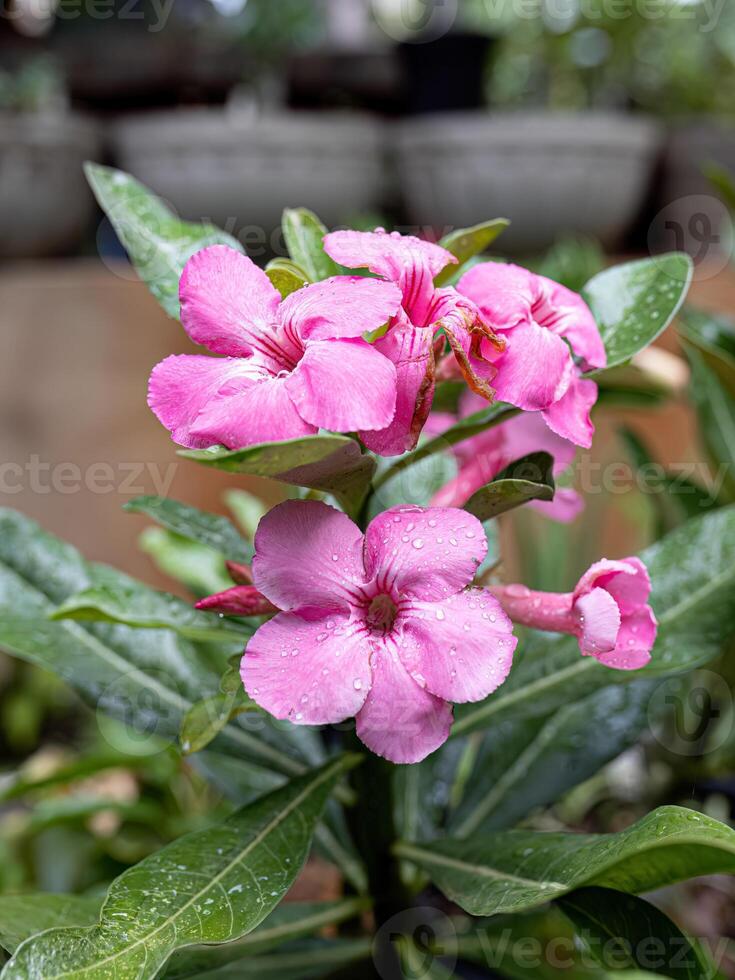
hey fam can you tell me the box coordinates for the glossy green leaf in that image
[180,435,375,519]
[453,504,735,739]
[394,805,735,917]
[582,254,692,371]
[124,496,251,562]
[434,218,509,286]
[2,757,360,980]
[450,680,656,839]
[266,258,309,298]
[50,572,251,645]
[163,899,367,978]
[0,509,310,777]
[463,452,555,521]
[138,527,232,596]
[372,403,518,493]
[282,208,342,283]
[180,665,255,755]
[557,888,715,980]
[682,346,735,502]
[0,894,102,953]
[85,163,242,319]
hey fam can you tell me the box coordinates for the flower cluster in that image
[165,228,658,763]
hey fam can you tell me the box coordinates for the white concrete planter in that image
[111,109,387,243]
[0,113,99,258]
[394,111,663,252]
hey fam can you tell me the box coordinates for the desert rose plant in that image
[0,163,733,979]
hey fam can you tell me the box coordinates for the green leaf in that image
[463,452,555,521]
[0,894,102,953]
[50,573,251,645]
[84,163,242,319]
[223,489,268,541]
[705,161,735,211]
[180,435,375,519]
[372,403,518,494]
[452,504,735,739]
[282,208,342,283]
[434,218,509,286]
[449,680,656,839]
[169,939,372,980]
[163,899,367,978]
[557,888,716,980]
[678,308,735,395]
[582,254,692,371]
[265,258,309,299]
[124,496,251,562]
[682,345,735,502]
[0,509,312,777]
[180,667,255,756]
[138,527,232,596]
[2,757,361,980]
[394,805,735,917]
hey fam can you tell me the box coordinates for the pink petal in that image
[195,586,277,616]
[242,611,371,725]
[491,319,574,411]
[252,500,366,612]
[363,506,486,602]
[574,557,652,614]
[355,641,452,763]
[401,589,516,703]
[285,339,397,432]
[531,488,584,523]
[538,276,607,370]
[361,319,435,457]
[147,354,256,449]
[324,229,455,283]
[189,375,316,449]
[457,262,535,331]
[542,377,599,449]
[179,245,281,357]
[594,606,657,670]
[574,587,621,657]
[279,276,402,341]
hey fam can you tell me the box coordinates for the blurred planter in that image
[111,109,388,244]
[395,111,662,252]
[0,113,99,258]
[654,120,735,257]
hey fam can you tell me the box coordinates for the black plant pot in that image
[398,32,493,115]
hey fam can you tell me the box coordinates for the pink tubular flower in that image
[148,245,403,449]
[457,263,607,449]
[491,558,657,670]
[323,229,504,456]
[428,392,583,522]
[241,499,517,763]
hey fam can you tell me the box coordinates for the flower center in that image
[365,593,398,633]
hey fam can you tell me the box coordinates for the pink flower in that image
[323,229,503,456]
[491,558,657,670]
[457,263,606,448]
[241,499,517,763]
[428,392,583,522]
[148,245,403,449]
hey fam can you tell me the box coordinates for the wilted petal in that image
[179,245,281,357]
[242,611,371,725]
[364,506,486,601]
[286,339,397,432]
[360,320,435,456]
[280,276,402,341]
[401,589,516,703]
[147,354,256,449]
[189,375,316,449]
[355,640,452,763]
[253,500,366,612]
[542,377,598,449]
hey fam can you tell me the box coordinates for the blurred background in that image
[1,0,735,961]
